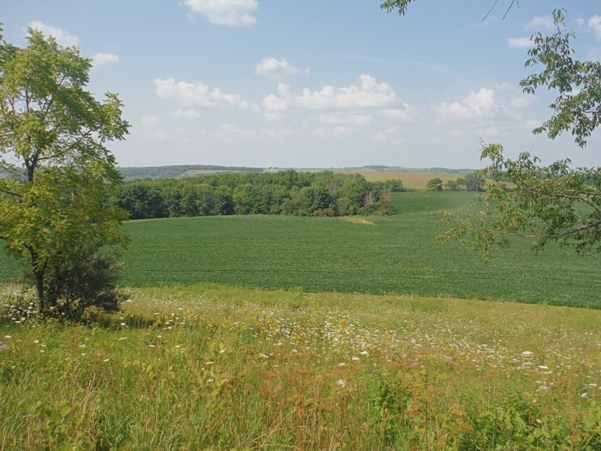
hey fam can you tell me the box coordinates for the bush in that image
[29,242,125,321]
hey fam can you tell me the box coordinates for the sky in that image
[3,1,601,169]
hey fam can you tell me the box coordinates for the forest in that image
[106,170,405,219]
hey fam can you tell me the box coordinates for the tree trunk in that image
[28,248,45,315]
[34,270,45,315]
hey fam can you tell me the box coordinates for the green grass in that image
[2,284,601,449]
[388,190,477,214]
[114,192,600,307]
[2,192,600,307]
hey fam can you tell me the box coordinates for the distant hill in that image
[117,165,264,181]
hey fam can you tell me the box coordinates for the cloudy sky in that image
[3,1,601,169]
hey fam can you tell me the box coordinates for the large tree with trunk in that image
[0,26,129,314]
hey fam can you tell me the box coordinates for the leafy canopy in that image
[438,9,601,258]
[0,26,129,312]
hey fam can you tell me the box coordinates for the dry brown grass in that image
[341,217,375,225]
[339,171,464,189]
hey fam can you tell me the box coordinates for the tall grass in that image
[2,284,601,449]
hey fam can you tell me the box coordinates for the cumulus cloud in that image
[370,126,402,144]
[256,57,308,79]
[526,15,555,31]
[297,75,396,109]
[437,88,499,121]
[212,124,257,142]
[28,21,79,46]
[172,108,202,119]
[92,53,120,66]
[141,115,161,129]
[507,37,533,48]
[154,77,248,109]
[510,94,533,108]
[318,113,373,126]
[589,16,601,39]
[525,119,542,130]
[140,115,166,141]
[382,107,414,123]
[183,0,258,26]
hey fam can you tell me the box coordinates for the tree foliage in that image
[106,170,401,219]
[0,26,129,314]
[438,10,601,258]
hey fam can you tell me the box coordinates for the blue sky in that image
[3,1,601,169]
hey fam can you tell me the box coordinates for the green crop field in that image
[2,191,599,307]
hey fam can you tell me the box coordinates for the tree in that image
[426,178,443,191]
[437,9,601,258]
[381,0,517,19]
[0,27,129,314]
[463,172,486,192]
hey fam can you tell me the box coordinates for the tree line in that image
[106,170,405,220]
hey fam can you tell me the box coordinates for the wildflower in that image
[522,351,533,357]
[336,379,346,388]
[119,337,128,341]
[207,379,214,383]
[120,323,126,327]
[352,356,360,361]
[338,362,346,367]
[582,393,588,398]
[104,359,110,362]
[259,353,269,359]
[206,361,214,365]
[4,336,11,339]
[0,341,8,351]
[360,351,369,356]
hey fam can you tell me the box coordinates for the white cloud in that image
[172,108,202,119]
[92,53,120,66]
[315,125,353,138]
[525,119,542,130]
[27,21,79,46]
[370,126,402,144]
[140,115,166,141]
[481,126,500,136]
[260,75,396,121]
[588,48,601,62]
[589,16,601,40]
[318,113,373,126]
[297,75,396,109]
[141,115,161,129]
[154,77,248,109]
[507,37,533,48]
[256,57,308,79]
[212,124,257,142]
[382,107,414,122]
[183,0,258,26]
[510,94,533,108]
[527,15,555,31]
[437,88,499,122]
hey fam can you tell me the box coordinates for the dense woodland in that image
[106,170,405,219]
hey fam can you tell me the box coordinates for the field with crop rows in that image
[2,191,599,308]
[115,192,601,307]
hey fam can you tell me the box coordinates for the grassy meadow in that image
[2,284,601,449]
[2,190,601,449]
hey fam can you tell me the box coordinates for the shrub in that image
[26,241,125,321]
